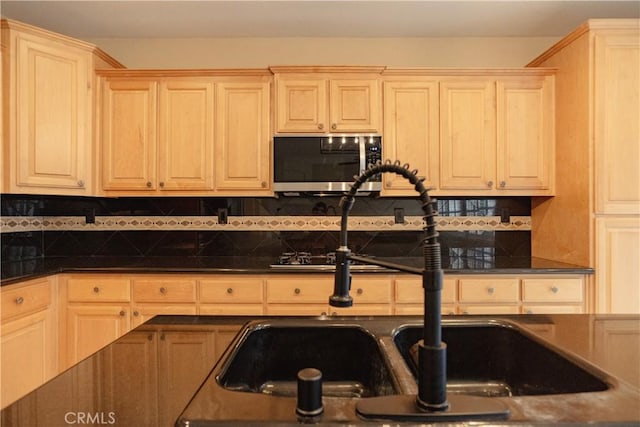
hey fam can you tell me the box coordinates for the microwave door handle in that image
[359,138,366,173]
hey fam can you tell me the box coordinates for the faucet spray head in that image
[330,247,352,307]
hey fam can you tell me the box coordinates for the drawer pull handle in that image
[294,288,301,295]
[487,287,495,295]
[526,309,533,314]
[356,288,364,295]
[93,287,100,293]
[550,286,559,294]
[119,310,126,317]
[160,287,167,294]
[15,296,24,305]
[227,288,234,294]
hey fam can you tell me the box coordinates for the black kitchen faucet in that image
[330,160,510,421]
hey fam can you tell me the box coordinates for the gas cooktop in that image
[269,252,396,272]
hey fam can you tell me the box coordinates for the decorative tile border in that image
[1,215,531,233]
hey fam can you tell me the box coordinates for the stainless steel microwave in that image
[273,135,382,194]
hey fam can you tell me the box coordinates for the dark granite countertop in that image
[1,314,638,426]
[1,256,593,286]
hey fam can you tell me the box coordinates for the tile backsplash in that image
[1,195,531,264]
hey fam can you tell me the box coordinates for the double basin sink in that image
[178,317,636,425]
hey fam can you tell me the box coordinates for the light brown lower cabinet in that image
[99,327,238,426]
[0,277,57,409]
[593,317,640,388]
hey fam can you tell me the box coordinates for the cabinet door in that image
[10,33,91,194]
[596,217,640,313]
[215,81,271,192]
[594,33,640,214]
[66,305,130,365]
[98,331,158,426]
[101,79,157,191]
[275,78,327,133]
[382,81,439,194]
[131,304,197,328]
[158,331,216,427]
[594,318,640,387]
[440,81,496,191]
[329,79,381,133]
[158,79,214,190]
[1,310,55,409]
[497,77,554,192]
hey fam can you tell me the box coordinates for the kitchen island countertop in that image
[1,314,638,426]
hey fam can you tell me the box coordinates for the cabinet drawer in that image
[332,304,392,316]
[266,277,333,303]
[1,279,52,321]
[132,280,196,303]
[458,305,520,315]
[522,304,584,314]
[200,304,264,316]
[522,278,583,303]
[200,278,264,303]
[67,278,131,302]
[350,277,392,303]
[458,278,519,303]
[395,277,456,303]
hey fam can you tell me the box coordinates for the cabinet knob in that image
[356,288,363,295]
[159,287,167,294]
[331,123,337,130]
[227,287,233,294]
[317,123,324,130]
[550,286,559,294]
[77,180,85,188]
[261,181,267,188]
[294,288,301,295]
[133,311,140,317]
[487,181,494,188]
[526,309,533,314]
[146,181,152,188]
[487,287,495,295]
[93,287,100,293]
[15,296,24,305]
[159,182,165,188]
[119,310,126,317]
[499,181,506,188]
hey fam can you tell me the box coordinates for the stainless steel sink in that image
[393,321,609,396]
[217,321,397,398]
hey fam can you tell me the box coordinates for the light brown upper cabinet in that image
[98,72,272,196]
[438,74,554,196]
[272,66,384,134]
[100,77,214,193]
[382,80,439,195]
[1,19,122,196]
[214,80,271,193]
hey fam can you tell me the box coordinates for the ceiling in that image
[1,1,639,39]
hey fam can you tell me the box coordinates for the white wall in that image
[88,36,560,69]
